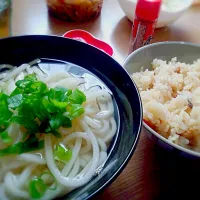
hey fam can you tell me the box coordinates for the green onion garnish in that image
[54,143,72,163]
[0,135,44,156]
[0,73,86,156]
[29,177,47,199]
[29,172,57,199]
[69,89,86,104]
[0,131,12,143]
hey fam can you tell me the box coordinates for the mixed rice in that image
[132,58,200,152]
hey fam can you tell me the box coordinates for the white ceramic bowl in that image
[123,42,200,158]
[118,0,193,28]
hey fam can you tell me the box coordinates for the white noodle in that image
[98,151,107,166]
[102,118,117,143]
[97,138,107,152]
[0,73,7,79]
[80,154,92,163]
[4,172,29,199]
[32,66,44,76]
[15,72,25,82]
[44,121,100,187]
[0,184,8,200]
[79,139,92,155]
[0,62,117,199]
[7,79,16,95]
[83,116,102,130]
[95,110,113,119]
[1,161,28,172]
[26,66,33,74]
[86,90,110,102]
[48,77,85,90]
[0,64,14,70]
[95,120,109,136]
[43,72,71,84]
[17,154,46,165]
[61,138,82,177]
[68,157,80,178]
[2,64,29,82]
[79,158,88,168]
[17,164,37,187]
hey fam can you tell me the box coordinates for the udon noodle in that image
[0,60,117,200]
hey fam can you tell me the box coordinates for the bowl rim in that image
[123,41,200,158]
[124,41,200,67]
[0,34,143,199]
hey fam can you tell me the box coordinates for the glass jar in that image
[47,0,103,21]
[193,0,200,4]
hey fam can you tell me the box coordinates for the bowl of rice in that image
[124,42,200,158]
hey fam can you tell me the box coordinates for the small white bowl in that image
[118,0,193,28]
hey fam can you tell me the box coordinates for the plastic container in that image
[128,0,162,54]
[47,0,103,21]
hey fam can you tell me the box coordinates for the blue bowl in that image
[124,42,200,159]
[0,35,142,199]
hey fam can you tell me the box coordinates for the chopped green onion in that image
[11,116,39,132]
[25,74,37,81]
[54,143,72,163]
[15,79,31,89]
[49,113,71,130]
[7,94,23,109]
[48,87,70,110]
[0,92,8,101]
[49,98,68,110]
[42,97,56,113]
[48,129,62,138]
[54,86,69,94]
[49,114,64,130]
[0,73,86,156]
[26,82,48,94]
[48,87,68,102]
[29,171,57,199]
[67,104,85,119]
[10,87,23,96]
[0,135,44,157]
[0,131,12,143]
[69,89,86,104]
[0,142,23,156]
[0,93,12,125]
[29,177,47,199]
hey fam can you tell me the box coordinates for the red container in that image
[129,0,162,54]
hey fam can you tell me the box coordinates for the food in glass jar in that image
[193,0,200,5]
[47,0,103,21]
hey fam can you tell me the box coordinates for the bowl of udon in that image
[124,42,200,158]
[0,35,142,199]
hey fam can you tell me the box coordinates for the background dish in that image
[0,35,142,199]
[124,42,200,158]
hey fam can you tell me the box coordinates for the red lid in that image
[135,0,162,21]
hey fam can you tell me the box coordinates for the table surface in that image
[1,1,200,199]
